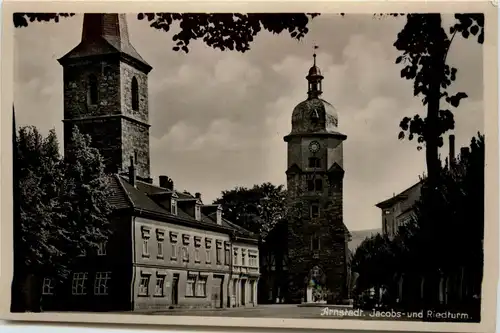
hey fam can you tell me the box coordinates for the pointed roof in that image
[327,162,344,176]
[58,14,151,73]
[285,163,303,175]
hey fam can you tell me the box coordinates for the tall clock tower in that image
[284,51,350,303]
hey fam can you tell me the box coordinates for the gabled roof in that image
[286,163,302,175]
[107,174,256,240]
[327,162,344,175]
[375,181,423,209]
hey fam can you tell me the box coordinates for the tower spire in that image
[306,45,324,99]
[59,14,151,73]
[313,44,318,66]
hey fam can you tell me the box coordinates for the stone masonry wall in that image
[63,59,122,120]
[64,118,122,174]
[121,119,150,179]
[62,57,151,178]
[286,163,348,303]
[120,62,149,123]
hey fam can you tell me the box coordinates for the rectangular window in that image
[242,250,246,266]
[224,243,231,265]
[170,232,178,260]
[308,157,321,168]
[249,255,257,267]
[157,229,165,258]
[233,248,239,266]
[139,275,150,296]
[186,276,196,297]
[205,238,212,263]
[307,179,315,191]
[216,241,223,264]
[155,275,165,297]
[97,242,107,256]
[171,199,177,215]
[94,272,111,295]
[195,206,201,221]
[311,235,321,251]
[71,272,88,295]
[141,227,151,257]
[194,248,200,263]
[315,179,323,191]
[307,178,323,192]
[310,203,320,218]
[42,278,54,295]
[182,246,189,262]
[196,276,207,297]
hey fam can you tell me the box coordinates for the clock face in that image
[309,141,320,153]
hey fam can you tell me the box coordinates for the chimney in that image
[128,155,136,186]
[159,175,174,191]
[195,192,202,200]
[449,135,455,167]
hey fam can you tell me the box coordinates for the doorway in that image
[240,280,246,306]
[211,276,224,308]
[171,274,179,305]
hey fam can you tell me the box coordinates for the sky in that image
[13,14,484,231]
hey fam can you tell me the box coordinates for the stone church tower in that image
[58,14,153,181]
[284,52,350,303]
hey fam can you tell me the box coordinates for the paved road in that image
[152,304,383,319]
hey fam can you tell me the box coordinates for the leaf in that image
[470,25,479,36]
[447,92,468,108]
[398,131,405,140]
[396,56,403,64]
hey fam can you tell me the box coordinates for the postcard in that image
[1,1,498,332]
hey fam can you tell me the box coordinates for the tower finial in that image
[313,45,319,66]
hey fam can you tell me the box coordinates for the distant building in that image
[376,182,423,239]
[373,135,480,311]
[36,13,259,312]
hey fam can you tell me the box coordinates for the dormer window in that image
[171,199,177,215]
[195,204,201,221]
[216,207,222,225]
[88,74,98,105]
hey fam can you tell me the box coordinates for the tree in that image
[14,12,483,181]
[13,13,319,53]
[395,14,484,183]
[213,182,287,239]
[351,233,396,299]
[12,125,112,312]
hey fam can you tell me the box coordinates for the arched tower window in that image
[131,77,139,111]
[88,74,98,105]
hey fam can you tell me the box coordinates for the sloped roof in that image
[58,14,151,72]
[375,181,423,209]
[107,174,256,240]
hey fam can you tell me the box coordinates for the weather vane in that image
[313,44,319,66]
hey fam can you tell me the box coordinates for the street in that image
[150,304,404,320]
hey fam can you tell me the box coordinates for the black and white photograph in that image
[1,1,498,332]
